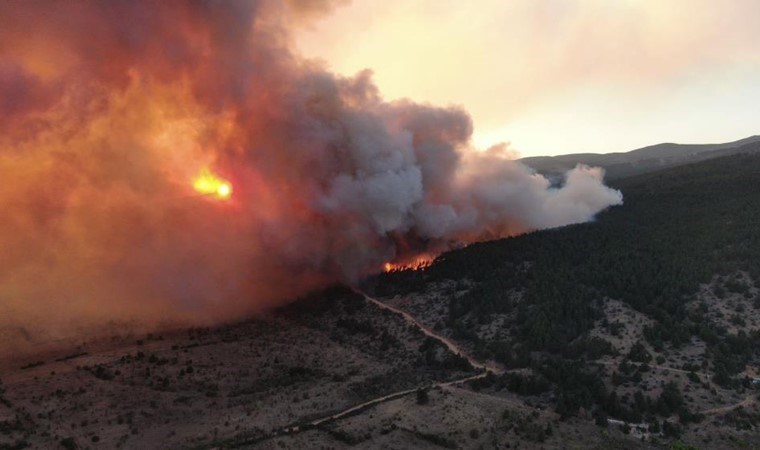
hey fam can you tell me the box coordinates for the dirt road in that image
[252,290,504,443]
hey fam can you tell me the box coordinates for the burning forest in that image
[0,0,622,352]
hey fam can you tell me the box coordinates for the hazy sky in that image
[295,0,760,157]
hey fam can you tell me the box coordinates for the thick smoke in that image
[0,1,621,352]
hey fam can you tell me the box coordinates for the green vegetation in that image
[500,409,552,443]
[403,427,457,449]
[371,152,760,420]
[416,387,429,405]
[627,341,652,363]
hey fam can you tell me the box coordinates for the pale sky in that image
[294,0,760,157]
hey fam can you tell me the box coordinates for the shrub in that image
[416,388,429,405]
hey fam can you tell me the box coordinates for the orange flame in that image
[383,254,434,272]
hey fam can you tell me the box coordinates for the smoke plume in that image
[0,0,621,351]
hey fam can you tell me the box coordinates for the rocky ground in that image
[0,289,475,449]
[0,282,758,449]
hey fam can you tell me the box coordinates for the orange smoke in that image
[0,0,621,353]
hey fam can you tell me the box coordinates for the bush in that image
[60,437,78,450]
[656,382,684,416]
[628,342,652,363]
[662,420,682,438]
[416,388,429,405]
[593,409,608,427]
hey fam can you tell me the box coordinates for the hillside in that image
[520,135,760,180]
[369,151,760,448]
[1,153,759,449]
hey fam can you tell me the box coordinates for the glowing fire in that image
[193,168,233,199]
[383,254,434,272]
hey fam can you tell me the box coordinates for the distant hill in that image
[520,135,760,180]
[369,151,760,447]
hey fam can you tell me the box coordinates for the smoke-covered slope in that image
[0,1,621,344]
[521,135,760,180]
[368,151,760,448]
[1,152,758,450]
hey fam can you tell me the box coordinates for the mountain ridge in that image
[520,135,760,180]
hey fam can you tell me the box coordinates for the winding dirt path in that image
[246,290,504,444]
[700,393,756,415]
[598,359,759,416]
[598,359,696,376]
[359,291,505,375]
